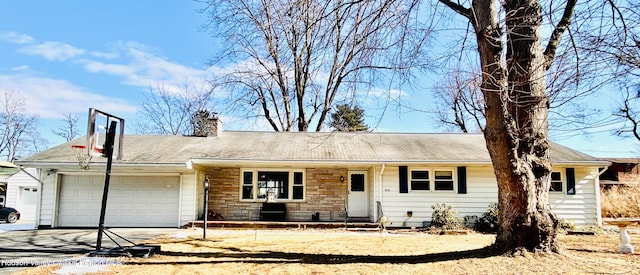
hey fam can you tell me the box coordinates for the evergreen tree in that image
[329,104,369,132]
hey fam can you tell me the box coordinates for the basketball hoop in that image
[71,145,92,170]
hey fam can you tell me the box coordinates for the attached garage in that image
[57,175,180,227]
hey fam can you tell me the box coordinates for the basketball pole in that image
[96,121,117,251]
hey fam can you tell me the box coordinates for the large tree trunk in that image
[472,0,559,253]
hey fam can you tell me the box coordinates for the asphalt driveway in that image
[0,228,180,273]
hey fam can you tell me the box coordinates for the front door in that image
[347,171,368,217]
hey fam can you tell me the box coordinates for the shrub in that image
[558,218,576,231]
[601,184,640,218]
[474,203,499,233]
[430,203,463,230]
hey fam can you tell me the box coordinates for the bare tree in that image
[434,2,611,138]
[0,91,45,161]
[201,0,424,132]
[433,70,485,133]
[433,60,602,137]
[614,88,640,142]
[136,81,215,135]
[438,0,579,253]
[52,113,80,142]
[191,109,216,137]
[575,1,640,143]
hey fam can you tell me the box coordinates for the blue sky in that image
[0,1,638,158]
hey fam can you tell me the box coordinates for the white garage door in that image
[58,175,180,227]
[17,186,38,221]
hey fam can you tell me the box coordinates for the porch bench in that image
[260,202,286,221]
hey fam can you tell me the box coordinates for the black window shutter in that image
[457,166,467,194]
[566,168,576,195]
[399,166,408,193]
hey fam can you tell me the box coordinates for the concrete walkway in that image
[0,220,36,233]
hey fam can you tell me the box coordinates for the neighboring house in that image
[599,158,640,186]
[5,168,39,221]
[0,162,40,221]
[0,162,19,208]
[16,120,609,229]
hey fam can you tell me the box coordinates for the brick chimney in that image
[207,114,222,137]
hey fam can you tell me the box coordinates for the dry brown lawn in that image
[16,227,640,275]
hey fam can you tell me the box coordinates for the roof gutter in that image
[189,158,495,166]
[15,161,188,169]
[189,158,610,167]
[552,160,611,166]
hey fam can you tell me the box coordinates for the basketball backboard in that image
[86,108,125,160]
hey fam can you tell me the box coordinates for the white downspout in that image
[378,164,385,221]
[595,166,609,227]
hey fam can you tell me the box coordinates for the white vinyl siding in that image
[375,165,599,228]
[376,166,497,228]
[38,170,57,227]
[549,167,599,226]
[179,174,197,226]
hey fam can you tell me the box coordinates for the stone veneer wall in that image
[288,168,348,221]
[205,167,348,221]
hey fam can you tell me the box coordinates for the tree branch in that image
[438,0,470,19]
[543,0,577,70]
[616,89,640,142]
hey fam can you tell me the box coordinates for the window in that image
[242,171,253,199]
[258,171,288,199]
[351,173,365,192]
[410,170,430,190]
[241,169,305,201]
[550,171,563,192]
[293,172,304,199]
[409,168,455,192]
[434,170,454,191]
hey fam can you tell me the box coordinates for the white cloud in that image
[89,51,119,59]
[81,42,214,95]
[20,41,85,61]
[85,61,135,76]
[0,74,136,119]
[0,32,34,44]
[10,65,30,71]
[366,87,407,99]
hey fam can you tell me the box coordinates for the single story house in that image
[599,158,640,186]
[16,120,609,229]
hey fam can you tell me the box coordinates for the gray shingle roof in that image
[17,131,606,167]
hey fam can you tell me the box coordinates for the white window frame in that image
[409,168,456,192]
[433,169,455,191]
[409,169,430,191]
[549,171,563,193]
[239,168,306,202]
